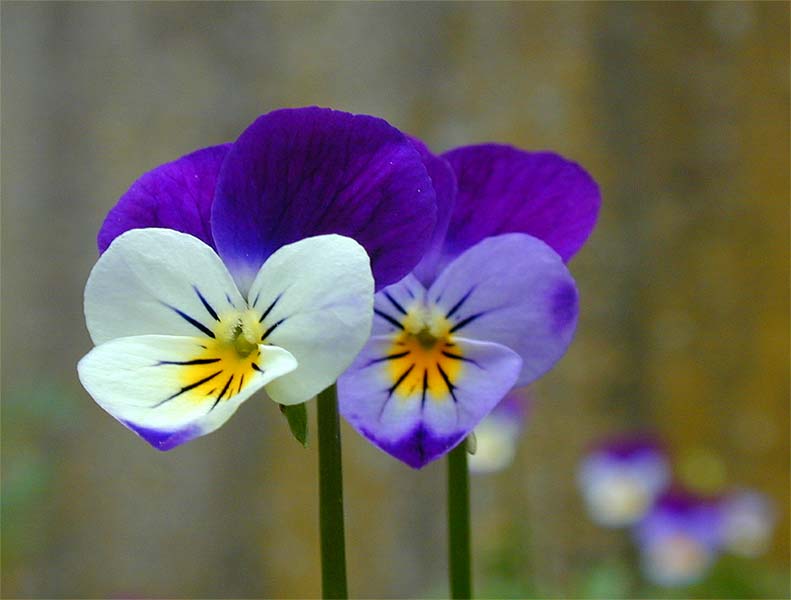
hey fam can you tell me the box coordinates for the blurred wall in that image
[2,2,788,598]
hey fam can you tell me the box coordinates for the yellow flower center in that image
[386,303,465,403]
[215,309,263,358]
[174,309,266,402]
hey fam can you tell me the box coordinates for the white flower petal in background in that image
[578,436,670,527]
[469,393,528,474]
[721,489,776,558]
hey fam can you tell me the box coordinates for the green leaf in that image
[280,403,309,448]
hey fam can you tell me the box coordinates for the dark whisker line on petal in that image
[165,304,216,338]
[374,309,404,330]
[367,350,411,365]
[211,375,235,409]
[445,286,476,319]
[261,317,287,342]
[156,370,223,406]
[158,358,221,366]
[252,363,265,373]
[237,374,245,393]
[258,293,283,323]
[207,388,217,395]
[252,290,261,309]
[440,351,479,366]
[448,312,486,334]
[421,368,429,410]
[193,286,220,322]
[377,395,393,422]
[384,292,407,316]
[388,364,415,398]
[436,363,458,403]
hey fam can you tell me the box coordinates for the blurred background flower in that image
[578,434,779,592]
[468,392,529,475]
[721,489,777,559]
[2,2,788,598]
[635,490,723,588]
[578,435,670,527]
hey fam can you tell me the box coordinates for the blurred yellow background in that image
[2,2,788,598]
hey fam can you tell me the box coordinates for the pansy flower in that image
[78,107,437,450]
[578,435,671,527]
[468,392,530,474]
[339,142,600,468]
[720,489,776,557]
[635,490,723,588]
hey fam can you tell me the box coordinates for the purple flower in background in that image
[721,489,776,557]
[578,435,671,527]
[635,490,723,588]
[78,107,437,450]
[468,392,530,474]
[339,142,600,468]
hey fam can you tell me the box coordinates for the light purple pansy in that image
[578,435,671,527]
[78,107,437,450]
[339,142,600,468]
[720,489,776,558]
[635,490,724,588]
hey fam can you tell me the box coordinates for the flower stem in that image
[447,441,472,599]
[317,383,348,599]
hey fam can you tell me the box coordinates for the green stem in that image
[447,441,472,599]
[317,383,348,599]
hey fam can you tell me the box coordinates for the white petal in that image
[247,235,374,405]
[77,335,297,449]
[468,414,521,474]
[85,228,246,344]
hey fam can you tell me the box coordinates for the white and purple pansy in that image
[635,490,724,588]
[338,143,600,468]
[78,107,438,450]
[578,435,671,527]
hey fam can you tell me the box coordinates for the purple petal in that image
[122,421,202,451]
[587,433,667,461]
[440,144,600,267]
[98,144,231,253]
[635,490,723,587]
[636,490,725,552]
[370,273,427,336]
[408,137,457,287]
[212,107,437,292]
[338,335,521,469]
[373,425,461,470]
[428,233,579,387]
